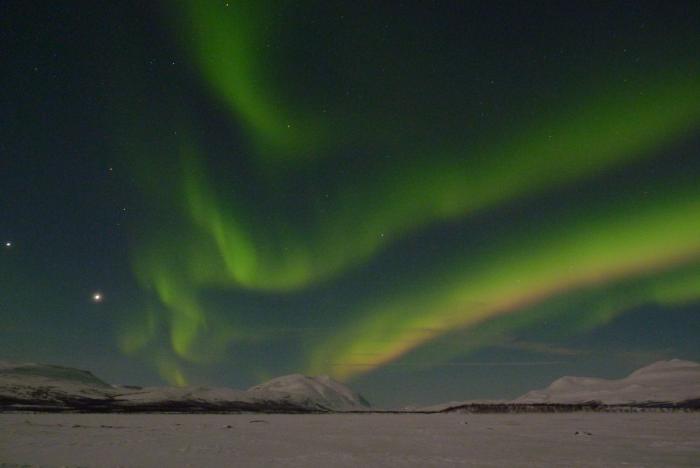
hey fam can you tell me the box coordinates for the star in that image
[92,292,103,303]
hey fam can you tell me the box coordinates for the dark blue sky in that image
[2,1,699,407]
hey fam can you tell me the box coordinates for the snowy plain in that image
[2,412,699,467]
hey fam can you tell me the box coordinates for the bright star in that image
[92,292,103,303]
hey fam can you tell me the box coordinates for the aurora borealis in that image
[2,1,700,405]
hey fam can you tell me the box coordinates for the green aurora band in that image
[308,179,700,378]
[118,2,700,384]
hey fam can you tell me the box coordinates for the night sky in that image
[2,1,700,407]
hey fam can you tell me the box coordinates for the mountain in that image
[248,374,370,411]
[0,361,116,407]
[114,374,371,412]
[0,360,371,413]
[0,361,110,387]
[6,358,697,413]
[515,359,700,405]
[419,359,700,413]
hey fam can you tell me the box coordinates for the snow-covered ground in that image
[2,359,699,466]
[2,413,699,467]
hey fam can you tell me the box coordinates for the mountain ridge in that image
[420,359,700,412]
[3,359,699,413]
[515,359,700,405]
[0,360,371,413]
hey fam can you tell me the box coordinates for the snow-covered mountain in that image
[419,359,700,413]
[0,360,371,412]
[515,359,700,405]
[0,361,110,387]
[0,361,116,405]
[113,375,370,412]
[248,374,370,411]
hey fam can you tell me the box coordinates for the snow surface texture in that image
[516,359,700,404]
[0,361,370,412]
[2,413,699,467]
